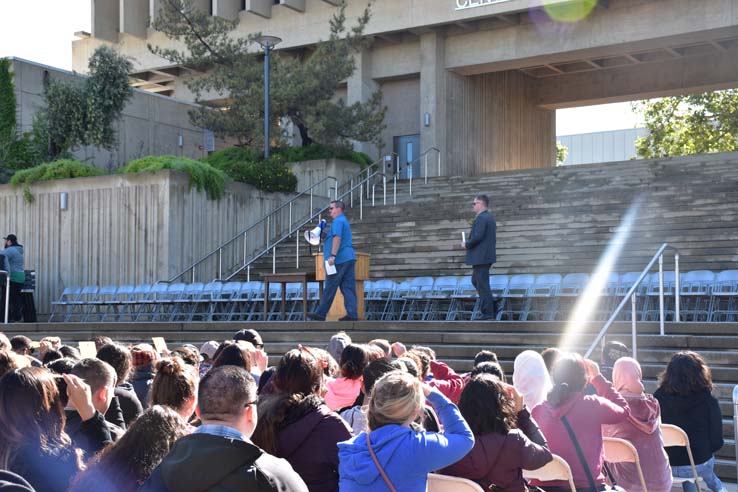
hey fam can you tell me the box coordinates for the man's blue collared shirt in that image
[194,423,247,442]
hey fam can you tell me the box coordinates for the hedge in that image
[10,159,105,202]
[118,155,228,200]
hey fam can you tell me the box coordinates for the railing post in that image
[659,254,665,336]
[272,247,276,274]
[631,293,638,360]
[247,265,251,282]
[733,385,738,484]
[2,272,9,324]
[674,252,681,322]
[360,182,364,220]
[372,185,375,207]
[393,175,397,205]
[289,202,293,237]
[437,151,441,177]
[409,171,412,196]
[266,216,270,249]
[191,268,195,284]
[424,154,428,184]
[243,232,247,267]
[383,175,387,205]
[218,249,223,280]
[350,179,354,207]
[310,189,313,214]
[296,232,299,269]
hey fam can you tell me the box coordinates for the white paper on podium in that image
[325,260,337,276]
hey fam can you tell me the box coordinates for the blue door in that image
[393,134,420,179]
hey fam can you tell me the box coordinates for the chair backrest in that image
[603,437,647,490]
[410,276,435,293]
[561,273,589,294]
[489,274,509,290]
[427,473,484,492]
[530,273,562,295]
[661,424,703,491]
[432,276,460,291]
[522,454,576,492]
[681,270,715,294]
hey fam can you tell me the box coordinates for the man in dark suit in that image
[464,194,500,320]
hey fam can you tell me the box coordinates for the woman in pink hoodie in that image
[530,353,629,491]
[603,357,672,492]
[325,344,370,411]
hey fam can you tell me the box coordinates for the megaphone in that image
[304,219,327,246]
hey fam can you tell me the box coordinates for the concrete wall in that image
[288,159,361,199]
[10,58,221,171]
[379,78,421,156]
[559,128,649,165]
[0,171,313,314]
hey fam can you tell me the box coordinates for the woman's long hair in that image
[367,371,424,431]
[658,351,713,396]
[69,405,187,492]
[0,367,78,469]
[251,349,323,454]
[547,354,587,408]
[212,342,252,371]
[458,374,516,435]
[149,356,197,413]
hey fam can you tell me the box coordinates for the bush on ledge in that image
[119,155,228,200]
[10,159,105,203]
[204,148,298,193]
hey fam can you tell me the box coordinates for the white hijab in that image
[513,350,553,410]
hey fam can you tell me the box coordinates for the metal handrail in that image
[397,147,441,198]
[233,168,387,281]
[169,174,339,283]
[733,385,738,483]
[0,270,9,324]
[584,243,681,359]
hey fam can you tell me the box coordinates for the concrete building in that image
[73,0,738,176]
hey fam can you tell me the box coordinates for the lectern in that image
[314,252,370,321]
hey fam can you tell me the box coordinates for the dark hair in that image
[0,350,21,380]
[0,367,79,469]
[474,350,498,366]
[10,336,32,353]
[396,356,419,378]
[198,365,255,421]
[541,347,562,374]
[407,349,430,379]
[150,357,197,412]
[212,343,251,371]
[272,349,322,396]
[363,359,398,395]
[59,346,81,360]
[471,361,505,382]
[459,374,516,435]
[330,200,346,211]
[233,329,263,347]
[658,351,713,396]
[97,343,133,384]
[601,341,629,367]
[547,354,587,408]
[257,366,276,394]
[340,344,370,380]
[68,405,187,492]
[47,357,76,375]
[309,347,339,378]
[72,358,117,394]
[475,194,490,207]
[411,345,436,361]
[92,336,114,351]
[368,339,391,358]
[42,349,63,365]
[171,346,201,367]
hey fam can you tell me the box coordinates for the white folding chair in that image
[523,454,576,492]
[661,423,703,492]
[603,436,648,491]
[427,473,484,492]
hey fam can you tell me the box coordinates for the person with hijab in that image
[603,357,672,492]
[512,350,552,410]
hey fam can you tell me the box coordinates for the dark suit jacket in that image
[465,210,496,265]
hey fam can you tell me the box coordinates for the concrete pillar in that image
[92,0,120,42]
[419,31,446,177]
[347,49,380,157]
[213,0,240,20]
[120,0,149,38]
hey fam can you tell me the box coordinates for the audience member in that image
[97,343,143,426]
[42,348,63,365]
[655,351,725,492]
[252,348,351,492]
[68,358,121,453]
[39,336,62,360]
[473,349,499,366]
[325,344,370,411]
[603,357,672,492]
[170,345,201,368]
[367,339,391,359]
[141,366,307,492]
[0,348,29,379]
[10,335,41,366]
[513,350,553,410]
[0,367,108,492]
[150,357,198,426]
[338,371,474,491]
[443,374,552,491]
[131,344,157,407]
[530,354,629,491]
[540,347,561,374]
[59,345,82,360]
[327,332,351,362]
[0,332,10,350]
[470,361,506,381]
[198,340,219,377]
[46,357,76,375]
[402,344,464,403]
[234,328,264,348]
[92,336,113,352]
[600,340,629,380]
[310,347,340,378]
[69,405,188,492]
[395,356,419,377]
[340,358,398,434]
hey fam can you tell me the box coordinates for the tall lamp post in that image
[255,35,282,159]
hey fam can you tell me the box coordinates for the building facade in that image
[74,0,738,176]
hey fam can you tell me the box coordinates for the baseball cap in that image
[3,235,16,242]
[200,341,220,360]
[233,329,263,348]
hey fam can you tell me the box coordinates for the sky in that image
[0,0,642,136]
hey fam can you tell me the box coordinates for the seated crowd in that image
[0,329,726,492]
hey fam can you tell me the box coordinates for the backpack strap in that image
[366,432,397,492]
[561,414,598,491]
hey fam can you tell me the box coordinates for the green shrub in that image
[274,143,374,167]
[204,147,298,193]
[10,159,105,203]
[119,155,228,200]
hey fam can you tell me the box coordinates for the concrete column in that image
[92,0,120,42]
[120,0,149,38]
[419,31,446,177]
[347,49,380,157]
[213,0,240,20]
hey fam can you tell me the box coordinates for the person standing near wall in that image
[308,200,359,321]
[2,235,24,322]
[463,195,501,320]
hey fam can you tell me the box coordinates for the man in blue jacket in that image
[2,234,24,322]
[464,195,500,320]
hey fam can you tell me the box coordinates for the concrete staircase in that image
[4,320,737,481]
[244,151,738,279]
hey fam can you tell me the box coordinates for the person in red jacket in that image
[442,373,552,491]
[394,343,465,404]
[530,354,629,491]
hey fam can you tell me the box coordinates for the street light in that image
[255,35,282,159]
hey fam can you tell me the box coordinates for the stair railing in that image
[0,271,9,323]
[392,147,442,202]
[239,167,387,281]
[584,243,681,360]
[169,175,339,283]
[733,385,738,483]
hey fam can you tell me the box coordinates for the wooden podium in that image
[314,252,370,321]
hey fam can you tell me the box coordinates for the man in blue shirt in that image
[308,200,359,321]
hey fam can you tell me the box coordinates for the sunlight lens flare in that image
[542,0,598,23]
[559,198,642,352]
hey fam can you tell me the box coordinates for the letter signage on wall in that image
[456,0,514,11]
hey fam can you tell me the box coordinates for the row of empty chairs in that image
[48,269,738,323]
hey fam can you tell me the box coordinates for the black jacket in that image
[654,388,723,465]
[140,433,308,492]
[131,367,154,408]
[465,210,497,266]
[64,410,114,458]
[110,383,143,426]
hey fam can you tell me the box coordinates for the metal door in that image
[393,134,420,179]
